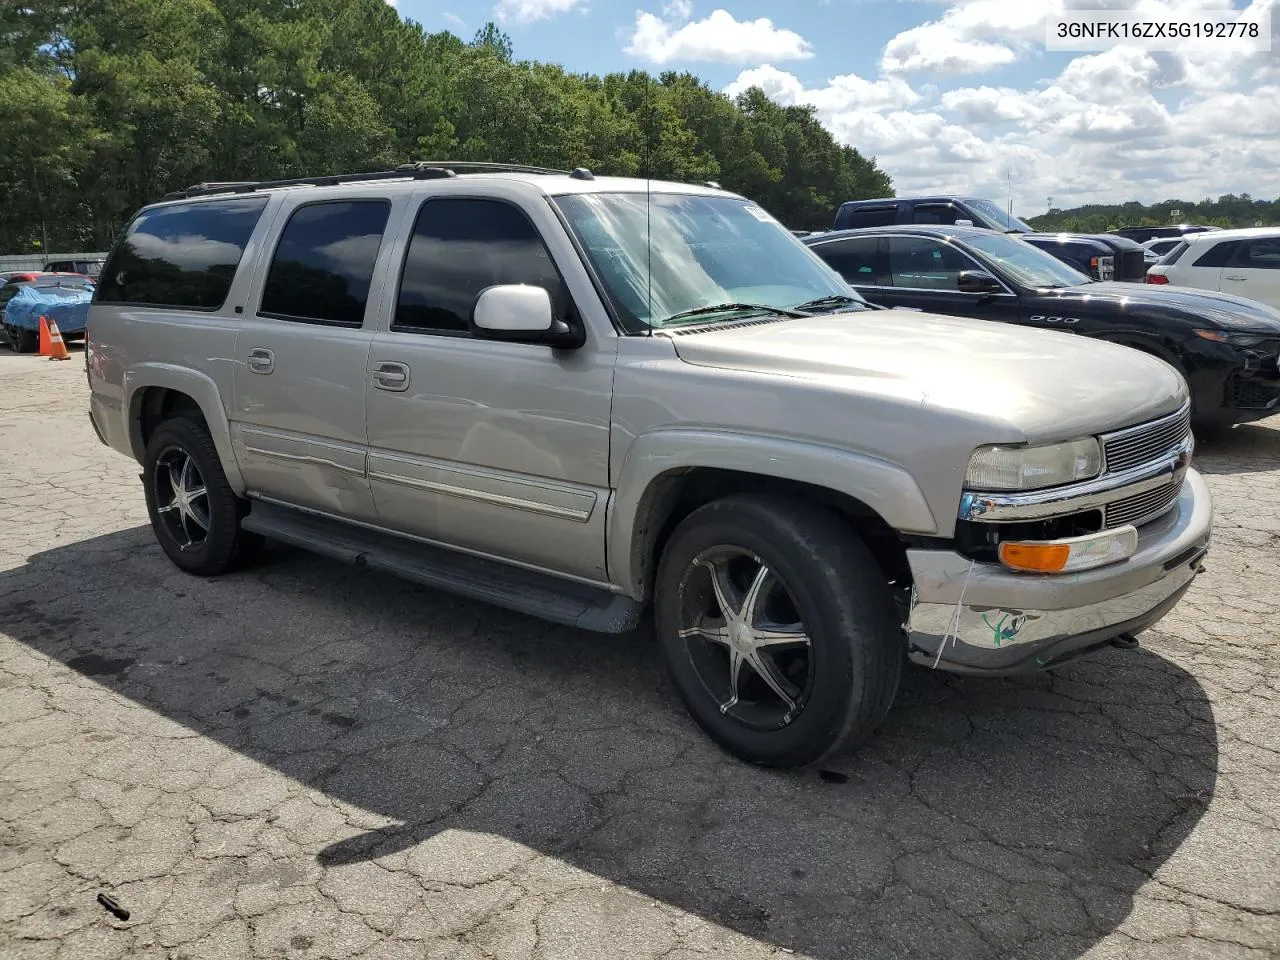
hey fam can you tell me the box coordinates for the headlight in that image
[1194,329,1268,347]
[965,438,1102,491]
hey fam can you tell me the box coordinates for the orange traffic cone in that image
[46,318,70,361]
[37,316,52,356]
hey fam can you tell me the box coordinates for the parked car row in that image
[85,162,1218,767]
[830,196,1149,282]
[801,225,1280,434]
[0,271,97,351]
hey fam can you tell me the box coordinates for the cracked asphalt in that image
[2,347,1279,960]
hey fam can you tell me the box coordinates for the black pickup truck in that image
[831,196,1148,282]
[802,225,1280,433]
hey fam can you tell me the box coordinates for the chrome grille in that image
[1102,405,1192,474]
[1105,480,1182,529]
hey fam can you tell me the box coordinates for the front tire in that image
[654,495,903,768]
[143,417,255,576]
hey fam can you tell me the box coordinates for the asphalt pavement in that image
[2,347,1278,959]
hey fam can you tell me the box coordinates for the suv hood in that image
[668,312,1187,442]
[1046,282,1280,330]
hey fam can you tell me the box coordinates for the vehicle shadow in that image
[0,528,1220,959]
[1194,418,1280,476]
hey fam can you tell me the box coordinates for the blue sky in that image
[390,1,1280,213]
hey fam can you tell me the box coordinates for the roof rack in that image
[163,161,596,200]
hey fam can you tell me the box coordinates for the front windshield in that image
[965,198,1035,233]
[553,192,865,332]
[965,232,1094,289]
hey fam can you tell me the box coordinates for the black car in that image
[832,197,1148,281]
[803,225,1280,433]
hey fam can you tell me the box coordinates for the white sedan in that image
[1141,237,1185,265]
[1146,227,1280,309]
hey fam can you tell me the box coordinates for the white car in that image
[1141,237,1185,264]
[1146,227,1280,308]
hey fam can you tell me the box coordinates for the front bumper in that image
[905,468,1212,675]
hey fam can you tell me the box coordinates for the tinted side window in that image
[888,237,970,289]
[260,200,390,326]
[96,197,268,310]
[1162,241,1189,264]
[846,206,898,228]
[1238,237,1280,270]
[912,204,962,226]
[1192,240,1240,268]
[394,198,569,334]
[812,237,890,285]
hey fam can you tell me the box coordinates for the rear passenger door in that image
[1222,237,1280,308]
[1176,238,1236,293]
[363,191,614,581]
[230,197,396,521]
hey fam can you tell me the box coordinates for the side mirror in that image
[954,218,974,227]
[470,284,583,348]
[956,269,1002,295]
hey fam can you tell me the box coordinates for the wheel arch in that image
[1093,332,1183,369]
[124,364,246,494]
[608,430,937,602]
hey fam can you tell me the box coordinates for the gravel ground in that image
[2,347,1278,960]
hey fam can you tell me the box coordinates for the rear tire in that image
[143,417,257,576]
[654,494,903,768]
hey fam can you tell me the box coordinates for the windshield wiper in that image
[661,302,807,326]
[792,294,866,313]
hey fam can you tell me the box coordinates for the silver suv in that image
[86,162,1212,768]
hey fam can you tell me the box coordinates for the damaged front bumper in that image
[905,468,1213,675]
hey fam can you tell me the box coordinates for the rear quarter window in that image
[1191,239,1240,268]
[1161,241,1189,264]
[95,197,269,310]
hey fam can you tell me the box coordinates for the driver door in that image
[363,192,615,581]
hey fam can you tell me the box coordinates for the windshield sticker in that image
[744,204,773,223]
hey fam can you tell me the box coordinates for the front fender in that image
[123,363,245,494]
[606,428,938,596]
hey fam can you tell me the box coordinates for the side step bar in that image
[241,503,643,633]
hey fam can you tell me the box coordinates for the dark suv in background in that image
[831,197,1148,282]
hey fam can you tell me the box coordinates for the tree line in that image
[1027,194,1280,234]
[0,1,893,254]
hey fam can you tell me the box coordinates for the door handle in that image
[372,361,410,392]
[246,348,274,374]
[1223,275,1247,281]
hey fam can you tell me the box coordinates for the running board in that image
[241,503,642,633]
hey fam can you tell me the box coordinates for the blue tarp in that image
[3,283,93,335]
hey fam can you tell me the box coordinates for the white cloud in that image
[881,0,1061,74]
[663,0,694,18]
[727,24,1280,214]
[725,64,921,111]
[494,0,584,23]
[625,8,814,64]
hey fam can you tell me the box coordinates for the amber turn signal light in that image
[998,526,1140,574]
[998,542,1071,573]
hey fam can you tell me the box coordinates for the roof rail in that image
[162,161,591,201]
[402,160,573,176]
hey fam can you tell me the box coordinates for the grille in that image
[1105,480,1182,529]
[1229,375,1280,410]
[1119,249,1148,281]
[1102,406,1191,474]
